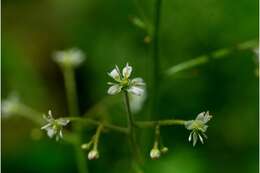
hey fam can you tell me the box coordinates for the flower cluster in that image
[107,63,145,96]
[41,110,70,141]
[185,111,212,146]
[53,48,85,68]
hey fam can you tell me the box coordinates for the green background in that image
[2,0,258,172]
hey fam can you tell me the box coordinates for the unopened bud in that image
[88,150,99,160]
[160,147,168,154]
[81,142,92,150]
[150,148,160,160]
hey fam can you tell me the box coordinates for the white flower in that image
[150,148,161,160]
[88,150,99,160]
[41,110,70,141]
[107,63,145,96]
[1,94,19,118]
[185,111,212,147]
[53,48,85,67]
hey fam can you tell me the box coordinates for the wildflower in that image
[2,94,20,118]
[185,111,212,146]
[150,148,161,160]
[107,63,145,96]
[88,150,99,160]
[53,48,85,68]
[41,110,70,141]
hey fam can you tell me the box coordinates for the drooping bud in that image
[150,148,160,160]
[160,147,168,154]
[88,150,99,160]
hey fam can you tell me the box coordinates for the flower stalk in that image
[123,91,142,163]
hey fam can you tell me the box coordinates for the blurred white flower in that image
[129,88,146,114]
[107,63,145,96]
[185,111,212,147]
[41,110,70,141]
[53,48,85,67]
[1,94,20,118]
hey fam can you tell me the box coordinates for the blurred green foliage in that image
[2,0,258,172]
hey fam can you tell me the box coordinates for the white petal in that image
[107,85,122,95]
[47,128,56,138]
[57,118,70,126]
[198,134,204,144]
[131,77,145,86]
[129,89,146,114]
[193,132,198,147]
[122,63,132,78]
[196,112,205,121]
[108,68,121,82]
[127,86,144,96]
[41,123,51,130]
[188,132,193,142]
[59,130,63,138]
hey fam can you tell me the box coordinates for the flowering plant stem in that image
[123,91,143,164]
[63,67,88,173]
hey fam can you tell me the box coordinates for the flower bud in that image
[160,147,168,154]
[81,143,92,150]
[88,150,99,160]
[150,148,160,160]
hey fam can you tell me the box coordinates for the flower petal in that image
[47,128,56,138]
[107,85,122,95]
[131,77,145,86]
[122,63,132,78]
[127,86,144,96]
[57,118,70,126]
[41,123,51,130]
[108,68,121,82]
[192,132,198,147]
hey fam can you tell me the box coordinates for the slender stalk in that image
[63,67,88,173]
[151,0,163,117]
[93,124,103,150]
[16,103,43,124]
[165,39,258,77]
[135,119,185,128]
[123,91,142,163]
[67,117,128,134]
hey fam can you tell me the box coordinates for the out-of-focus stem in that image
[62,67,88,173]
[165,40,258,77]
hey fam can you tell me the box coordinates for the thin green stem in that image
[153,124,160,148]
[62,67,88,173]
[16,103,43,124]
[165,39,258,77]
[63,67,79,116]
[123,91,142,163]
[135,119,185,128]
[93,124,103,150]
[67,117,128,134]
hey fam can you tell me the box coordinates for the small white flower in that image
[185,111,212,147]
[1,94,19,118]
[150,148,161,160]
[107,63,145,96]
[53,48,85,67]
[88,150,99,160]
[41,110,70,141]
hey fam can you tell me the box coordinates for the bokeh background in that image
[2,0,258,173]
